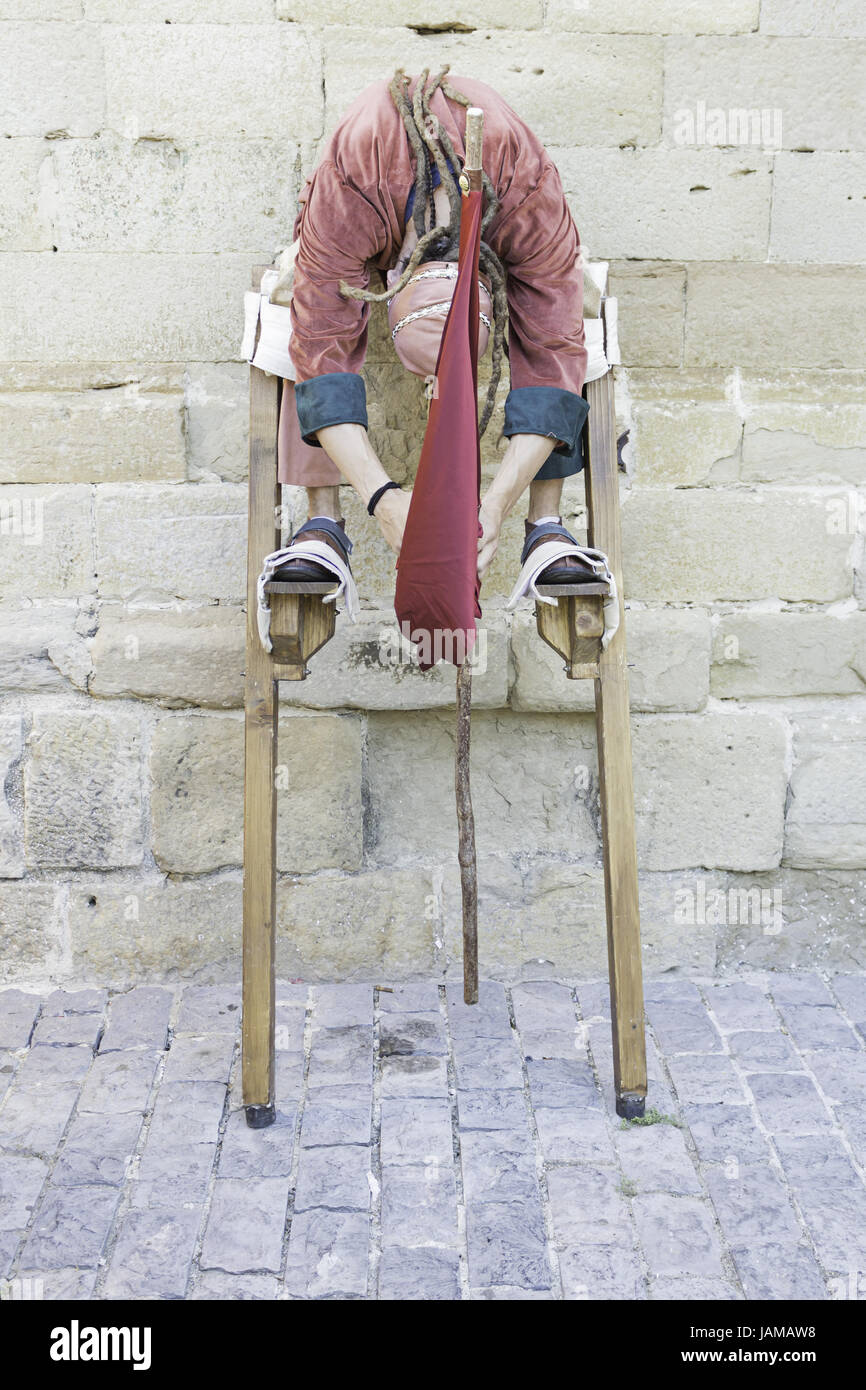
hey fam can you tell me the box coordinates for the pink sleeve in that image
[289,159,389,382]
[492,161,588,395]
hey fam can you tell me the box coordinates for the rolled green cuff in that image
[503,386,589,478]
[294,372,368,447]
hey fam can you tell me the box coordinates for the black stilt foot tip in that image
[616,1093,646,1121]
[245,1103,276,1129]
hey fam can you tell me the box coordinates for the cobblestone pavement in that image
[1,973,866,1301]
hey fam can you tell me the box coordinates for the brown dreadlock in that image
[338,66,508,438]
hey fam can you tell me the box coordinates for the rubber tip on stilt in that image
[616,1093,646,1121]
[245,1102,276,1129]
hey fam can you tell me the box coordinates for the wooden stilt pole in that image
[456,660,478,1004]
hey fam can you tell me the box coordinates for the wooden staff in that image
[456,106,484,1006]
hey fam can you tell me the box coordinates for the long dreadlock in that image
[338,66,508,438]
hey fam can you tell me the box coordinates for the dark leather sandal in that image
[522,518,600,585]
[271,517,353,583]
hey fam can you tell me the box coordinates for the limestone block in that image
[771,153,866,264]
[68,878,242,986]
[0,604,90,693]
[279,0,543,23]
[0,717,24,879]
[509,606,711,713]
[548,0,759,32]
[0,139,53,251]
[365,709,600,864]
[0,386,185,484]
[0,883,62,981]
[760,1,866,39]
[553,147,771,262]
[607,263,685,368]
[739,373,866,484]
[103,25,323,142]
[715,869,866,972]
[631,394,742,485]
[785,711,866,868]
[52,135,299,255]
[632,710,788,870]
[94,483,247,603]
[86,0,272,20]
[150,712,363,873]
[711,609,866,698]
[0,22,103,136]
[89,603,245,707]
[686,264,866,370]
[664,37,866,152]
[0,485,94,598]
[185,365,248,484]
[276,868,435,981]
[621,488,853,603]
[24,711,144,869]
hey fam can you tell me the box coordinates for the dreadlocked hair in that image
[338,65,508,439]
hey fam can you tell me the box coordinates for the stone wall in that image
[1,3,864,988]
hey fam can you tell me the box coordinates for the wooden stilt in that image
[456,660,478,1004]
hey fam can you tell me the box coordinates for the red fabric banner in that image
[394,188,484,671]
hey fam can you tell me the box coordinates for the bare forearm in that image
[314,422,391,507]
[481,433,557,523]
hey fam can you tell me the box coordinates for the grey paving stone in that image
[632,1193,725,1279]
[378,983,441,1013]
[452,1036,524,1091]
[466,1198,550,1290]
[768,974,833,1008]
[0,1084,81,1155]
[732,1241,828,1300]
[175,985,240,1035]
[446,981,513,1040]
[460,1129,539,1204]
[128,1164,215,1209]
[702,981,778,1033]
[534,1105,614,1164]
[525,1057,600,1110]
[830,974,866,1032]
[306,1026,372,1090]
[616,1123,702,1195]
[20,1183,121,1270]
[300,1086,370,1148]
[798,1050,866,1107]
[380,1163,459,1247]
[283,1208,368,1299]
[780,1004,859,1051]
[647,1001,723,1055]
[273,1003,305,1055]
[773,1135,866,1268]
[102,1205,202,1299]
[52,1111,143,1187]
[643,979,704,1007]
[727,1029,803,1071]
[683,1103,774,1165]
[0,1227,18,1278]
[293,1144,371,1214]
[191,1271,279,1300]
[650,1276,741,1300]
[274,981,308,1008]
[456,1089,528,1131]
[746,1072,833,1133]
[0,1153,49,1227]
[0,1052,16,1102]
[380,1097,453,1167]
[16,1043,93,1085]
[511,981,577,1033]
[163,1033,235,1084]
[0,990,41,1049]
[520,1029,586,1062]
[470,1285,554,1299]
[77,1050,161,1115]
[16,1266,98,1300]
[43,989,108,1017]
[379,1245,459,1300]
[705,1162,802,1246]
[559,1242,645,1299]
[380,1054,448,1098]
[311,983,373,1029]
[547,1165,631,1247]
[200,1177,289,1274]
[100,987,173,1051]
[666,1053,748,1105]
[274,1054,305,1105]
[380,1012,446,1058]
[145,1079,227,1142]
[31,1013,103,1049]
[218,1106,296,1178]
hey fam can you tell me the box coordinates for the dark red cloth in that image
[394,188,484,671]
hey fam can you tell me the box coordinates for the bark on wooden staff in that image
[457,106,484,1006]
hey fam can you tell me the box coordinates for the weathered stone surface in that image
[0,386,185,484]
[664,37,866,152]
[630,392,742,486]
[89,603,245,706]
[379,1245,460,1300]
[176,983,242,1034]
[716,869,866,971]
[95,483,246,602]
[150,711,363,873]
[0,604,90,694]
[283,1208,369,1299]
[381,1163,459,1247]
[102,1205,202,1299]
[1,21,104,137]
[24,710,144,870]
[0,717,24,878]
[282,0,542,23]
[103,25,322,143]
[608,263,685,367]
[185,364,248,484]
[100,986,173,1052]
[52,1110,143,1186]
[21,1184,121,1270]
[760,0,866,36]
[509,606,711,713]
[276,867,434,981]
[465,1198,551,1290]
[0,485,93,597]
[632,711,787,871]
[622,488,852,602]
[616,1124,702,1195]
[551,0,758,31]
[293,1144,371,1213]
[77,1050,160,1115]
[785,712,866,869]
[686,264,866,370]
[739,371,866,483]
[68,878,242,985]
[632,1192,725,1278]
[200,1177,289,1274]
[732,1241,828,1300]
[712,609,866,698]
[0,139,52,251]
[554,146,771,262]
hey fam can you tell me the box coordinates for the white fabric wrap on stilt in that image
[256,541,360,653]
[505,540,620,648]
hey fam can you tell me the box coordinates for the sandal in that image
[521,518,600,585]
[270,517,352,584]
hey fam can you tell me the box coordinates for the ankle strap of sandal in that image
[294,516,353,558]
[520,520,575,566]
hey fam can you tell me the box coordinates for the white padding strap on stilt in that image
[505,540,620,648]
[256,541,360,652]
